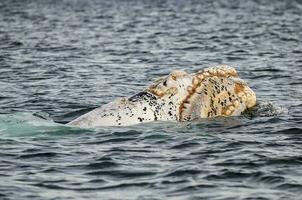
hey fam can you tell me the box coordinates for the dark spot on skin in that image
[163,80,167,86]
[154,112,158,121]
[138,117,144,122]
[207,112,211,117]
[210,98,214,108]
[143,107,147,111]
[183,116,190,121]
[129,91,156,102]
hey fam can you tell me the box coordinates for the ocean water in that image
[0,0,302,199]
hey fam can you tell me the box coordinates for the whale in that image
[67,65,256,128]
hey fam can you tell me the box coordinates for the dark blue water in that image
[0,0,302,199]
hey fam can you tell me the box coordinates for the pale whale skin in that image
[67,65,256,128]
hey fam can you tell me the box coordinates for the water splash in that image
[0,112,87,137]
[244,101,288,118]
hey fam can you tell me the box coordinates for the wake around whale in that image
[67,65,256,128]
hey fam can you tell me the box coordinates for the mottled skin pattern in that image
[67,65,256,128]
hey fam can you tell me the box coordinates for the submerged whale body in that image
[67,65,256,128]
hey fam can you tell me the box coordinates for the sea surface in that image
[0,0,302,199]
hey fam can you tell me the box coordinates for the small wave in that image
[272,128,302,135]
[85,161,119,169]
[85,169,156,178]
[18,152,57,159]
[205,170,252,180]
[169,141,200,149]
[275,183,302,193]
[164,168,201,177]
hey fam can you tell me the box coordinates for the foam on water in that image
[244,101,289,118]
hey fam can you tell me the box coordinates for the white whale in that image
[67,65,256,128]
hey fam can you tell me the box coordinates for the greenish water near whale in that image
[0,0,302,199]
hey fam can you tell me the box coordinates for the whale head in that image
[146,65,256,121]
